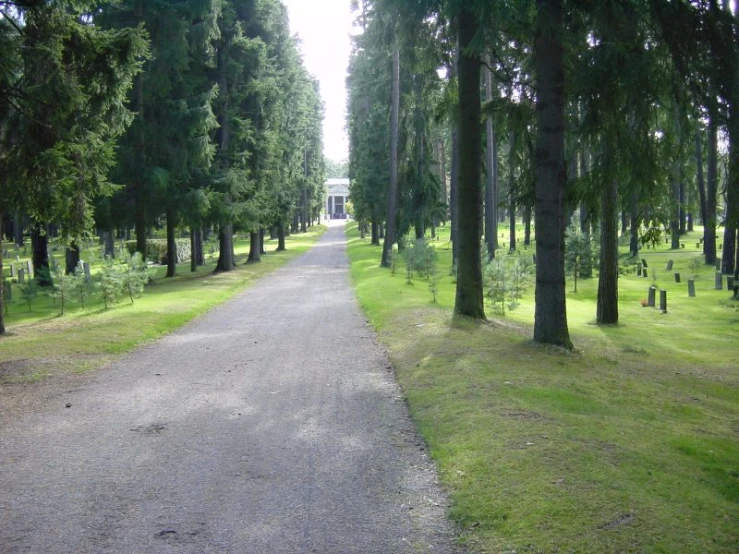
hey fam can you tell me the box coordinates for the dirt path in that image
[0,222,461,554]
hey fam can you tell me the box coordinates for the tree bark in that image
[248,231,261,263]
[508,131,517,252]
[277,221,286,251]
[670,163,681,250]
[454,10,485,320]
[484,55,498,261]
[533,0,572,347]
[450,49,460,269]
[166,207,176,278]
[705,108,718,264]
[524,205,532,246]
[597,177,619,324]
[629,191,639,257]
[190,227,204,272]
[371,218,379,245]
[381,47,400,268]
[13,212,23,247]
[65,243,80,275]
[0,213,5,335]
[31,223,52,286]
[724,114,739,275]
[216,223,234,272]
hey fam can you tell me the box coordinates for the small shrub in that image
[97,257,123,309]
[71,266,91,309]
[122,252,153,304]
[50,266,72,315]
[20,278,39,312]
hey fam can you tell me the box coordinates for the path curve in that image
[0,222,461,554]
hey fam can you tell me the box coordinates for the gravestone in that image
[716,258,721,271]
[681,243,685,249]
[25,260,31,276]
[688,279,696,297]
[666,260,674,271]
[715,272,723,290]
[660,290,667,313]
[674,272,681,283]
[643,268,648,278]
[10,265,15,279]
[728,276,735,291]
[648,285,656,307]
[641,258,648,268]
[696,242,700,248]
[637,265,643,277]
[83,262,91,282]
[18,268,25,283]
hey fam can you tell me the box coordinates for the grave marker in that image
[716,258,721,271]
[10,265,15,279]
[641,258,648,268]
[715,272,723,290]
[674,272,681,283]
[643,268,648,278]
[17,268,25,283]
[648,286,656,307]
[637,265,643,277]
[25,260,31,276]
[666,260,674,271]
[688,279,696,297]
[660,290,667,313]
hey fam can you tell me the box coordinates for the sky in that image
[282,0,353,163]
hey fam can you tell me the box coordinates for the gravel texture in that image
[0,222,462,554]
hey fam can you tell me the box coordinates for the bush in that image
[484,256,533,315]
[402,238,437,283]
[97,257,123,309]
[122,252,154,304]
[124,238,190,265]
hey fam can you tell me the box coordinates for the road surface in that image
[0,222,461,554]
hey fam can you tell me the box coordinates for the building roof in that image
[325,178,350,186]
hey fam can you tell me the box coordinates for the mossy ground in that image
[347,222,738,554]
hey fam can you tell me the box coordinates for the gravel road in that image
[0,222,461,554]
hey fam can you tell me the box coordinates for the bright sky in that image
[282,0,353,163]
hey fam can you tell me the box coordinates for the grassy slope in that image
[0,228,325,383]
[347,223,738,554]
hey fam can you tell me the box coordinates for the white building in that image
[325,178,350,219]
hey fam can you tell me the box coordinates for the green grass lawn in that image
[347,222,738,554]
[0,227,326,383]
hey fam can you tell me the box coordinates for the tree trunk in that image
[190,227,204,272]
[65,243,80,275]
[679,176,687,235]
[524,205,532,246]
[597,177,619,324]
[439,139,447,223]
[670,163,681,249]
[277,220,286,251]
[450,49,460,269]
[508,131,517,252]
[381,47,400,268]
[484,55,498,261]
[629,191,639,257]
[216,223,234,272]
[454,10,485,320]
[31,223,52,286]
[371,218,379,245]
[705,109,718,264]
[102,231,115,258]
[0,213,5,335]
[259,229,266,255]
[724,114,739,275]
[533,0,572,348]
[166,208,176,278]
[13,212,23,247]
[248,231,261,263]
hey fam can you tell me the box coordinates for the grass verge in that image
[347,223,738,554]
[0,227,325,384]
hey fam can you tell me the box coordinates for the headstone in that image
[637,265,643,277]
[641,258,648,268]
[696,242,700,248]
[25,260,31,276]
[674,272,681,283]
[666,260,674,271]
[18,268,25,283]
[643,268,648,278]
[10,265,15,279]
[681,243,685,249]
[716,258,721,271]
[660,290,667,313]
[688,279,696,297]
[648,286,656,307]
[728,276,735,291]
[83,262,91,282]
[715,272,723,290]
